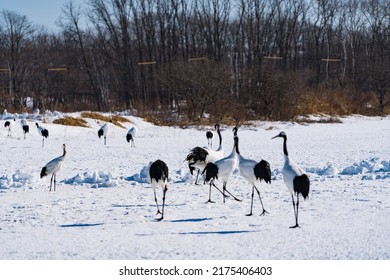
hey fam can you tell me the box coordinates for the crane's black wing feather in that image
[254,160,271,184]
[293,174,310,199]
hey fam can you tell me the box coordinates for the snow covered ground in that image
[0,111,389,260]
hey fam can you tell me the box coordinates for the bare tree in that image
[88,0,137,109]
[362,0,390,113]
[0,9,34,109]
[159,60,232,121]
[60,0,107,110]
[193,0,231,61]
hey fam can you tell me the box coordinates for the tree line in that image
[0,0,389,123]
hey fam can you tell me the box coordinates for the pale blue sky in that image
[0,0,86,31]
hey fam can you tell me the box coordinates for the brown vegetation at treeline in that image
[0,0,389,126]
[53,112,130,128]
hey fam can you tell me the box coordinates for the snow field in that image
[0,112,389,259]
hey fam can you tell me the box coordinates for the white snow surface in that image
[0,112,389,260]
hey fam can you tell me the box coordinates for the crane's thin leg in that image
[208,181,228,203]
[211,182,228,197]
[156,188,167,221]
[225,189,241,202]
[195,169,200,185]
[290,195,299,228]
[153,189,161,215]
[254,186,269,216]
[222,182,226,203]
[246,185,255,216]
[42,138,44,147]
[208,181,215,203]
[54,175,56,191]
[49,174,54,191]
[295,196,300,227]
[104,136,106,145]
[222,183,241,202]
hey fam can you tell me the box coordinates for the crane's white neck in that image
[228,136,239,158]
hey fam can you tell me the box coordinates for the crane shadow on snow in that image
[170,218,213,223]
[59,223,104,228]
[177,230,255,235]
[112,204,146,208]
[112,203,186,208]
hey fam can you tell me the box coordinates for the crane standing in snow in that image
[98,119,111,145]
[40,144,67,191]
[4,118,15,137]
[21,119,29,139]
[233,126,271,216]
[126,126,138,147]
[206,130,213,147]
[36,123,49,147]
[202,127,241,203]
[272,131,310,228]
[147,159,169,221]
[186,124,224,185]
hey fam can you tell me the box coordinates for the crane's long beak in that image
[272,135,279,139]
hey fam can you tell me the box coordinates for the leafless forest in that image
[0,0,389,123]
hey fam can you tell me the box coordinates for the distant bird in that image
[126,126,138,147]
[36,123,49,147]
[233,126,271,216]
[206,130,213,147]
[272,131,310,228]
[4,118,15,136]
[21,119,29,139]
[147,159,169,221]
[186,124,224,185]
[202,128,241,203]
[40,144,67,191]
[98,119,111,145]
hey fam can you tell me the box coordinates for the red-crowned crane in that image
[4,118,15,137]
[36,123,49,147]
[206,130,213,147]
[272,131,310,228]
[186,124,224,185]
[98,119,111,145]
[21,119,29,139]
[40,144,67,191]
[147,160,169,221]
[233,126,271,216]
[126,126,138,147]
[202,128,241,203]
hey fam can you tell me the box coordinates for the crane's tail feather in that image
[185,147,208,162]
[126,134,132,142]
[255,160,272,184]
[202,162,218,182]
[40,167,48,178]
[293,174,310,199]
[42,129,49,138]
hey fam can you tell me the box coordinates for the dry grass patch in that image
[80,112,130,128]
[53,117,89,127]
[80,112,110,122]
[142,111,244,127]
[112,115,131,124]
